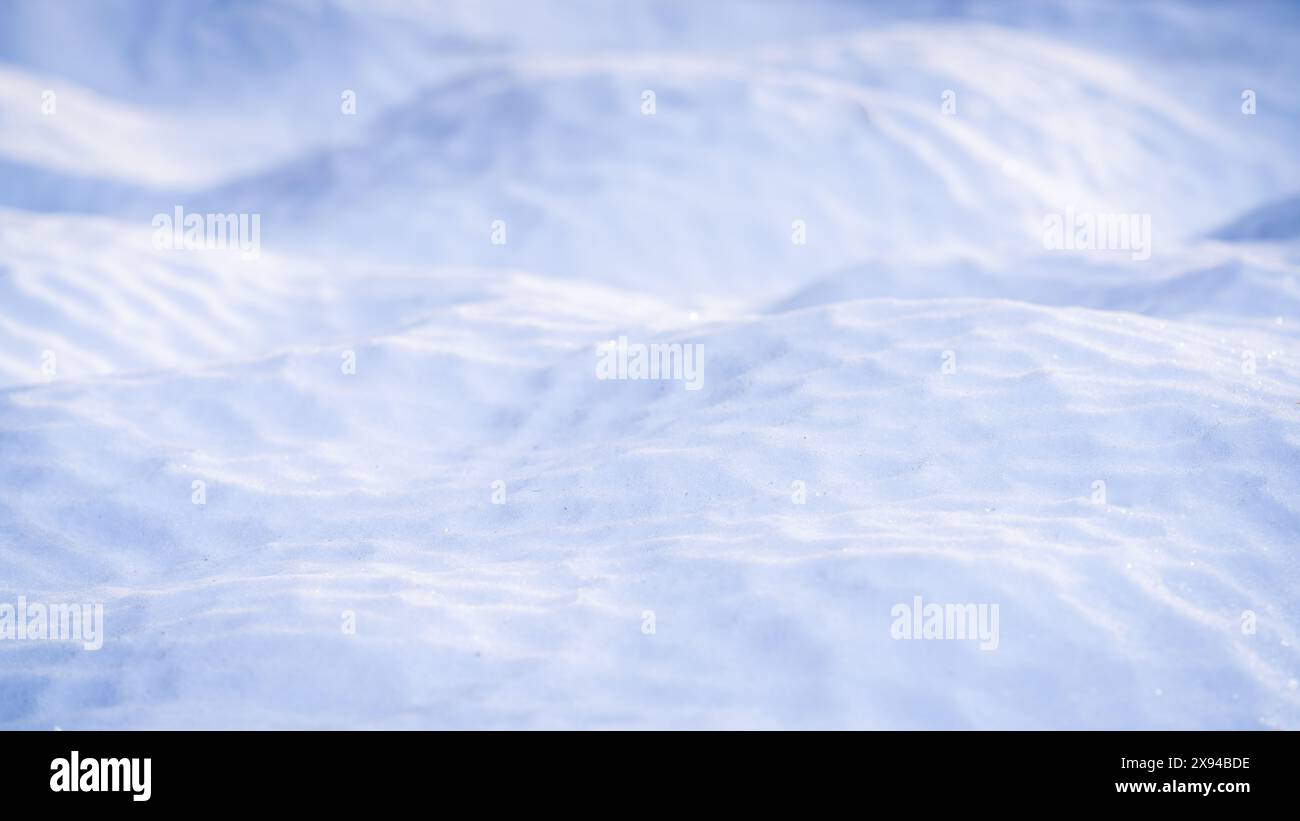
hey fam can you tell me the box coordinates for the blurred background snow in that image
[1,0,1299,728]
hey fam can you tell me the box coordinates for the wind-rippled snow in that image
[1,0,1299,728]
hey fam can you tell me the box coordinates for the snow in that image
[1,0,1299,728]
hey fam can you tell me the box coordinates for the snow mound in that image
[2,0,1300,729]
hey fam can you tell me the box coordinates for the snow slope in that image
[1,0,1299,728]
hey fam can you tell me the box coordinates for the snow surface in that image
[1,0,1299,728]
